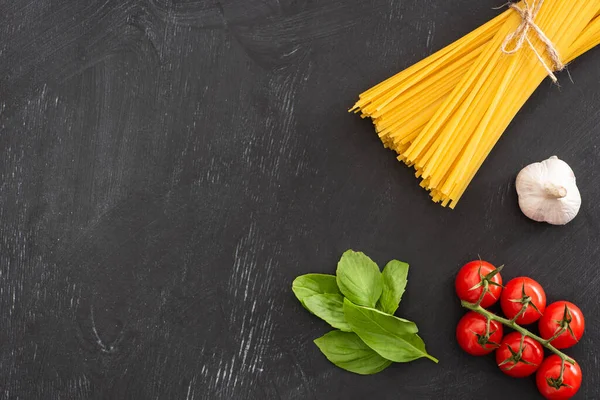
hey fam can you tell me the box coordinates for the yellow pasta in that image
[352,0,600,208]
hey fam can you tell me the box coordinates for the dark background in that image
[1,0,599,399]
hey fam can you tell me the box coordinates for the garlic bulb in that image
[515,156,581,225]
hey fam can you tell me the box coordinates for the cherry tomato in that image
[536,355,582,400]
[500,277,546,325]
[455,260,502,308]
[539,301,585,349]
[456,311,503,356]
[495,332,544,378]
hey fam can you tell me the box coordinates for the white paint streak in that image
[185,378,194,400]
[216,221,278,394]
[426,21,436,49]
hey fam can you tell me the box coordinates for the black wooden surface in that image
[2,0,600,399]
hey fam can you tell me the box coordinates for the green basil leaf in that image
[292,274,341,308]
[336,250,382,308]
[343,299,438,363]
[303,294,352,332]
[314,331,392,375]
[376,260,409,315]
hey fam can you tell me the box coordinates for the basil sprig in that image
[292,250,438,375]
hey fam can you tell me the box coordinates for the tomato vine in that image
[461,282,575,385]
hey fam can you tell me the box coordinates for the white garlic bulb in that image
[515,156,581,225]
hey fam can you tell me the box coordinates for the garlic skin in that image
[515,156,581,225]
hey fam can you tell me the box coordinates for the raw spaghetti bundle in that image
[352,0,600,208]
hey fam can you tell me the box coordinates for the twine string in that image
[501,0,565,83]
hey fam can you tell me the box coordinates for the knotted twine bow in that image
[500,0,565,83]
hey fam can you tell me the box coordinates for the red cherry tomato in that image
[495,332,544,378]
[500,277,546,325]
[536,355,582,400]
[455,260,502,308]
[456,311,503,356]
[539,301,585,349]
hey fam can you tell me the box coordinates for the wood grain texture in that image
[1,0,600,398]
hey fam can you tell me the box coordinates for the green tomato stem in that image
[461,300,575,365]
[508,301,529,324]
[474,280,488,307]
[545,326,567,344]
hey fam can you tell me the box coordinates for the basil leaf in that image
[292,274,341,308]
[343,299,438,363]
[336,250,383,308]
[376,260,409,315]
[303,294,352,332]
[314,331,392,375]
